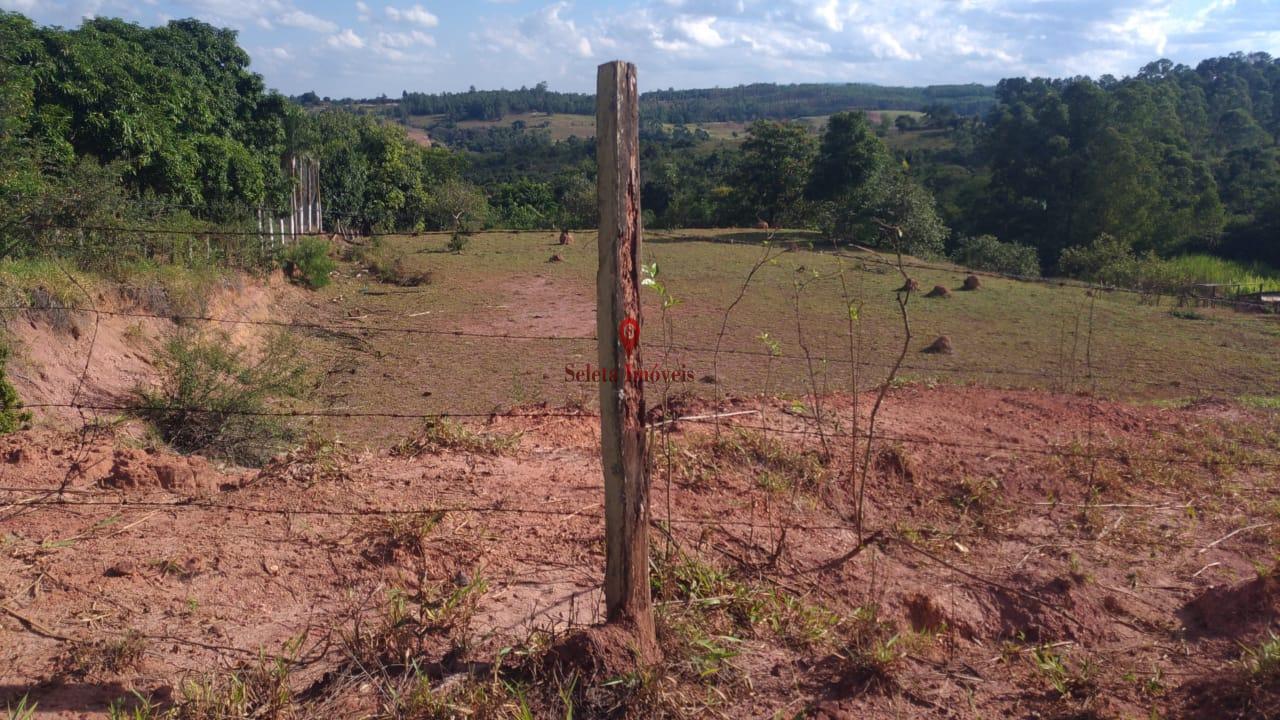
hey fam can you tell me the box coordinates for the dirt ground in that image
[3,384,1279,718]
[3,245,1279,718]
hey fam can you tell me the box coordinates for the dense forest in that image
[978,57,1280,267]
[1,10,1277,286]
[397,81,995,123]
[0,11,485,264]
[0,13,294,240]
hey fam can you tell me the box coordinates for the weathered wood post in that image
[596,60,658,660]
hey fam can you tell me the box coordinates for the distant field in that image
[402,109,933,145]
[299,228,1280,443]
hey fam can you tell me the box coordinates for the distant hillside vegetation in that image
[396,81,995,122]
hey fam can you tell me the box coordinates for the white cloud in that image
[385,3,439,28]
[326,28,366,49]
[672,15,727,48]
[0,0,39,11]
[861,25,920,61]
[377,30,435,48]
[278,9,338,33]
[811,0,855,32]
[270,46,291,59]
[488,2,594,58]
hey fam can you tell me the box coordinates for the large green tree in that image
[727,120,815,227]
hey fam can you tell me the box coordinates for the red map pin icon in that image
[619,317,639,360]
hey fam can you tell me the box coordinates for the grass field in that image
[299,228,1280,443]
[1162,253,1280,289]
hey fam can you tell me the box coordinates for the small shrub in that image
[951,234,1041,277]
[447,231,469,254]
[0,347,31,434]
[348,579,488,672]
[280,237,335,289]
[1058,233,1140,285]
[134,331,310,466]
[360,510,446,561]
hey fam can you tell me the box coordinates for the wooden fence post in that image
[596,59,658,661]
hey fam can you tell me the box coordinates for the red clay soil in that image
[6,274,297,425]
[1,386,1279,718]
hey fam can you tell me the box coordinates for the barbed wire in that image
[9,400,1280,469]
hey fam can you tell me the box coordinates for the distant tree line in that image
[640,83,996,122]
[392,82,996,123]
[400,82,594,121]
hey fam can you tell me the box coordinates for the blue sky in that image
[4,0,1279,97]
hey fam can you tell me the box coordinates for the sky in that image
[4,0,1279,97]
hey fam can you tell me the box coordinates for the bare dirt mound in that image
[5,273,298,425]
[99,448,221,494]
[921,335,953,353]
[1182,571,1280,638]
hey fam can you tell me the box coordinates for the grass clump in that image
[0,258,87,310]
[693,428,826,491]
[61,630,148,679]
[4,695,37,720]
[171,639,301,720]
[446,231,469,254]
[1028,644,1099,702]
[360,510,446,562]
[134,331,310,466]
[252,437,351,486]
[347,578,489,676]
[112,260,229,317]
[393,418,522,457]
[652,546,841,654]
[280,237,336,289]
[1242,631,1280,681]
